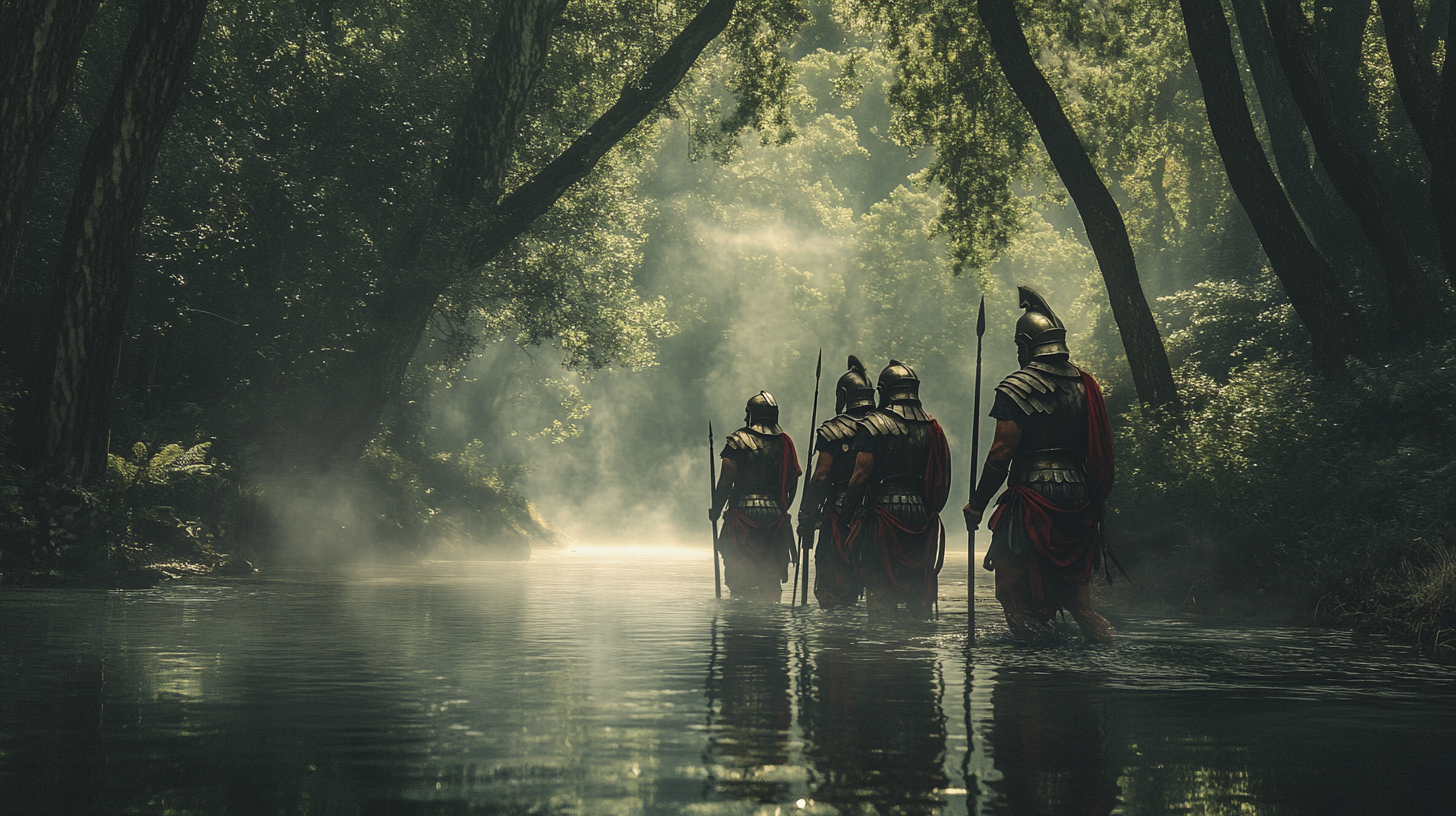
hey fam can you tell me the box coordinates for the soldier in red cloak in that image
[964,286,1116,643]
[797,356,875,608]
[709,391,800,601]
[841,361,952,620]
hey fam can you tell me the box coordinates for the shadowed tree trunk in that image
[287,0,743,469]
[16,0,210,482]
[1421,0,1450,56]
[1181,0,1369,374]
[1228,0,1363,270]
[1377,0,1441,162]
[0,0,101,306]
[1434,9,1456,283]
[1266,0,1446,319]
[976,0,1183,422]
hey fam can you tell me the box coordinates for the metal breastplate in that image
[731,432,784,507]
[1011,377,1088,485]
[867,413,932,497]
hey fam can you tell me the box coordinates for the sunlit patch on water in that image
[2,546,1454,814]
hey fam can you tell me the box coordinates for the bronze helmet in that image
[744,390,783,434]
[1015,285,1070,367]
[876,359,921,407]
[834,355,875,414]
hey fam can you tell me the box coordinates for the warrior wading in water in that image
[841,362,952,620]
[710,392,801,601]
[798,356,876,608]
[964,287,1116,644]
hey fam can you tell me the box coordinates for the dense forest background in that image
[1,0,1452,643]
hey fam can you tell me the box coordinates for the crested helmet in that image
[835,355,875,414]
[744,390,783,434]
[1015,285,1070,367]
[876,359,921,407]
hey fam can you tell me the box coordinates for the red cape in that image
[853,419,951,606]
[988,370,1114,601]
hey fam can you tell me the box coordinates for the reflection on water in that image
[2,547,1455,815]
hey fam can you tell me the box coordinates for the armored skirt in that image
[988,480,1098,618]
[813,507,863,608]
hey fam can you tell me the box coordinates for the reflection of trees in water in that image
[703,608,794,803]
[801,634,949,814]
[987,669,1119,816]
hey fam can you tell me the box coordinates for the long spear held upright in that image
[709,421,722,599]
[793,349,823,608]
[968,296,986,642]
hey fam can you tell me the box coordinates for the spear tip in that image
[976,295,986,337]
[815,347,822,376]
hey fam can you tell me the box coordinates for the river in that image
[2,545,1453,815]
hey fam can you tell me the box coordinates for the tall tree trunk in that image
[1434,9,1456,283]
[294,0,743,468]
[1421,0,1450,57]
[1181,0,1369,374]
[1266,0,1446,322]
[1228,0,1364,271]
[16,0,209,482]
[976,0,1183,422]
[1376,0,1441,162]
[0,0,101,306]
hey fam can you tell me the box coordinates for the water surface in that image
[2,545,1452,815]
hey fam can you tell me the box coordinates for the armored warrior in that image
[963,286,1116,643]
[798,355,876,608]
[710,391,801,601]
[840,361,952,619]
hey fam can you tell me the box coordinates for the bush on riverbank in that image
[1110,332,1456,648]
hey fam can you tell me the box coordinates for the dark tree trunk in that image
[1434,10,1456,283]
[1228,0,1362,269]
[976,0,1183,422]
[1181,0,1370,374]
[16,0,209,482]
[295,0,743,468]
[1376,0,1441,161]
[1421,0,1450,56]
[1266,0,1446,319]
[0,0,101,306]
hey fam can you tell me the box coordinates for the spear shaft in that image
[968,296,986,642]
[709,421,722,599]
[793,349,823,608]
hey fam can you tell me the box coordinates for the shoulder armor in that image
[817,413,860,445]
[726,429,765,451]
[886,404,931,422]
[859,410,908,438]
[995,367,1071,415]
[1027,358,1081,378]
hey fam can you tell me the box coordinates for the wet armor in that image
[809,356,875,607]
[969,286,1115,643]
[716,391,798,600]
[847,360,949,618]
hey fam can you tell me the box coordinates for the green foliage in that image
[1112,338,1456,644]
[0,441,241,586]
[357,438,559,555]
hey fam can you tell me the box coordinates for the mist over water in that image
[423,53,1108,547]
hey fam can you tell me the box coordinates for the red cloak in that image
[988,370,1114,601]
[854,419,951,608]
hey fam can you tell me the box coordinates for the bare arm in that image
[840,451,876,521]
[797,450,834,524]
[709,457,735,521]
[962,420,1022,529]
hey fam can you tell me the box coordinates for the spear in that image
[968,295,985,642]
[709,421,722,599]
[792,349,823,608]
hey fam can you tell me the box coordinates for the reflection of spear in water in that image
[968,296,985,643]
[710,421,722,599]
[791,349,822,608]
